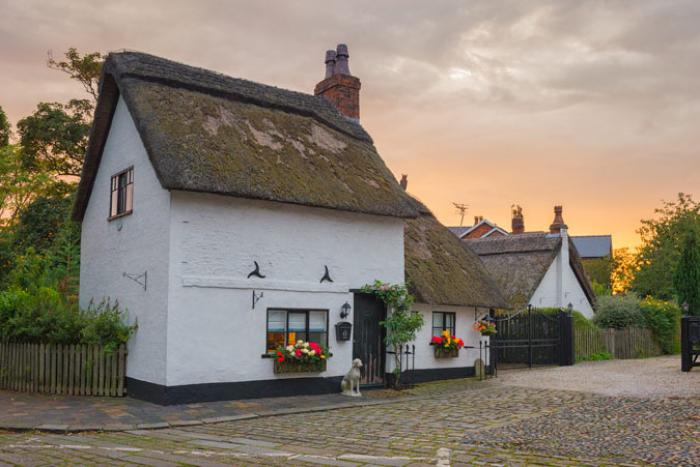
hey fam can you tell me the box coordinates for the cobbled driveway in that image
[1,365,699,465]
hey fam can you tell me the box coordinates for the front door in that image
[353,293,386,385]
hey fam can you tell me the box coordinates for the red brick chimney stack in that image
[549,205,568,234]
[511,205,525,234]
[314,44,361,121]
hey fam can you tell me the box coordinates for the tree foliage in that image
[48,48,104,102]
[673,228,700,316]
[0,106,9,146]
[611,247,636,294]
[631,193,700,300]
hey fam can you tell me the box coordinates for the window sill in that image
[108,210,133,222]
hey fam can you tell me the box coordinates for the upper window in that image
[432,311,456,337]
[266,309,328,353]
[110,167,134,219]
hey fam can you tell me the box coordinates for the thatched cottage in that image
[74,47,505,404]
[464,207,595,317]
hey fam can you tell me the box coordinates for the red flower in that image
[309,342,322,354]
[295,348,302,358]
[276,351,285,363]
[431,336,443,344]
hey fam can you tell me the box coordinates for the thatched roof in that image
[404,198,507,309]
[464,233,595,310]
[73,52,418,220]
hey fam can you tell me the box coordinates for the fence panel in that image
[575,327,662,361]
[0,342,126,397]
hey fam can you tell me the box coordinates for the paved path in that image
[499,355,700,398]
[1,382,699,465]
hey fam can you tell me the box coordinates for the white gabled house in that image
[74,47,505,404]
[464,207,596,318]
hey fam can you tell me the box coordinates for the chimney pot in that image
[549,205,568,234]
[399,174,408,190]
[334,43,350,75]
[511,204,525,234]
[324,50,337,79]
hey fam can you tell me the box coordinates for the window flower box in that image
[273,340,330,374]
[473,320,497,336]
[430,330,464,359]
[274,359,327,374]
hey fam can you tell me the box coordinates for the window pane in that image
[309,311,327,332]
[446,313,455,332]
[267,310,286,332]
[432,312,443,328]
[288,312,306,332]
[125,183,133,212]
[267,332,285,353]
[308,332,327,347]
[110,188,118,217]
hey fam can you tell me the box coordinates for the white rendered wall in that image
[166,192,405,386]
[529,251,595,318]
[79,97,171,385]
[385,304,490,373]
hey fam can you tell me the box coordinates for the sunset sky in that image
[2,0,698,248]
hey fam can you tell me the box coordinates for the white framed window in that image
[266,309,328,353]
[432,311,456,336]
[109,167,133,219]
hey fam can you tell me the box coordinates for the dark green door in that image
[352,293,386,385]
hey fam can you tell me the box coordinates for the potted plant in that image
[430,330,464,358]
[274,340,330,374]
[473,319,497,336]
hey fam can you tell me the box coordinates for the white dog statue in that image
[340,358,363,397]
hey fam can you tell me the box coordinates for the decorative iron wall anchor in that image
[320,265,333,283]
[247,261,266,279]
[123,271,147,291]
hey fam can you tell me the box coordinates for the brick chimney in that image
[511,205,525,234]
[549,205,568,234]
[314,44,361,121]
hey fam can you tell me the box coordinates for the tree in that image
[17,100,93,177]
[0,106,9,146]
[48,48,104,102]
[632,193,700,300]
[17,48,104,179]
[611,247,636,294]
[674,229,700,316]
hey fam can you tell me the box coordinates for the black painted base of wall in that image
[127,366,486,405]
[385,366,477,387]
[126,376,343,406]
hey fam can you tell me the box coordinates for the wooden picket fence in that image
[0,343,126,396]
[575,327,662,361]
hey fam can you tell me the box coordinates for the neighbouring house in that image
[463,206,596,317]
[403,196,507,382]
[571,235,613,289]
[74,46,503,404]
[448,216,509,240]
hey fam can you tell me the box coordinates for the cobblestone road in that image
[2,378,698,466]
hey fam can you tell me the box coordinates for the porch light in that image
[340,302,351,319]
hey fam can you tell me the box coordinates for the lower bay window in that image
[266,309,328,354]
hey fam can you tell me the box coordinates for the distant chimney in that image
[399,174,408,190]
[549,205,568,234]
[324,50,336,78]
[474,215,484,224]
[314,43,361,120]
[511,204,525,234]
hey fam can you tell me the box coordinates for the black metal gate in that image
[353,293,386,385]
[681,316,700,372]
[491,307,574,368]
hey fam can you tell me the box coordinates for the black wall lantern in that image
[335,321,352,342]
[340,302,351,319]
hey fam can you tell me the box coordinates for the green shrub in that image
[579,351,613,361]
[532,307,594,331]
[593,295,643,329]
[81,299,136,353]
[639,297,681,354]
[0,289,135,353]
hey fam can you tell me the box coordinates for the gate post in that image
[559,311,575,366]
